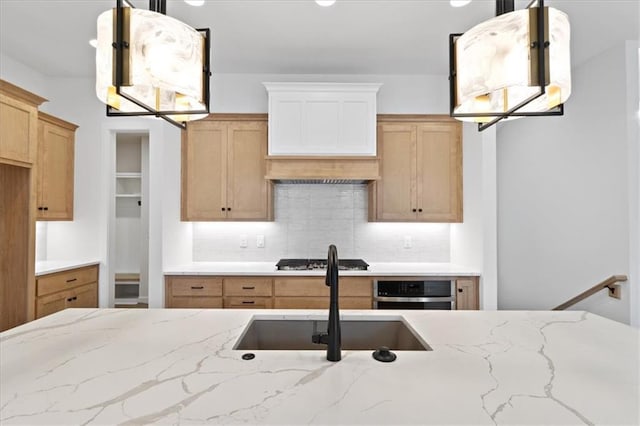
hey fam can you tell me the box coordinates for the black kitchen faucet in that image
[311,244,342,361]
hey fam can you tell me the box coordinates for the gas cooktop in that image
[276,259,369,271]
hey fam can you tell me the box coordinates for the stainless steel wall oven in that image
[373,279,456,310]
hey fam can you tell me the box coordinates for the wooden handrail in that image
[553,275,628,310]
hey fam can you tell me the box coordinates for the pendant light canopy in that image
[96,0,211,129]
[449,0,571,131]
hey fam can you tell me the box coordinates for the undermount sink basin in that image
[233,316,431,351]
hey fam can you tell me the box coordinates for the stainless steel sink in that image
[233,316,431,351]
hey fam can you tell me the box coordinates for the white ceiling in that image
[0,0,638,78]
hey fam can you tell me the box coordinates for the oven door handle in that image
[374,296,455,303]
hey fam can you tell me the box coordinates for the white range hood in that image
[263,82,382,156]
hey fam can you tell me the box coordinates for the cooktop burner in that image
[276,259,369,271]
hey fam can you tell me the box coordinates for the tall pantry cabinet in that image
[0,80,46,331]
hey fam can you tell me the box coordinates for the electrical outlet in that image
[403,236,412,249]
[256,235,265,248]
[240,234,248,248]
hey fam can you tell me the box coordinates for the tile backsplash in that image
[192,184,450,262]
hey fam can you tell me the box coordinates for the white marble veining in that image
[35,260,101,276]
[164,261,480,276]
[1,309,637,425]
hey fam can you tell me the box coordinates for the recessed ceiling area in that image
[0,0,637,78]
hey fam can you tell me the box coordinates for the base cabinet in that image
[273,277,373,309]
[35,265,99,319]
[165,276,373,310]
[165,276,223,308]
[165,275,478,310]
[456,277,480,310]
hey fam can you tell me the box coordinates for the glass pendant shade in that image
[452,6,571,123]
[96,7,208,123]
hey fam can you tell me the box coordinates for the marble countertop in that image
[165,262,480,276]
[1,309,637,425]
[35,260,101,276]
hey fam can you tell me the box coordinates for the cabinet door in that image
[416,122,462,222]
[375,123,417,221]
[456,278,479,310]
[182,121,227,220]
[37,119,75,220]
[0,93,38,166]
[226,121,271,220]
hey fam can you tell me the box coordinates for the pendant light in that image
[449,0,571,131]
[95,0,211,129]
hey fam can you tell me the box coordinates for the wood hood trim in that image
[265,156,380,181]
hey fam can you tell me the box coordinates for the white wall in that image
[450,125,498,309]
[496,44,635,324]
[0,53,49,100]
[209,73,448,114]
[626,42,639,328]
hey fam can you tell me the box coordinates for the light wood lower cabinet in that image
[456,277,480,310]
[35,265,99,319]
[165,275,479,310]
[165,276,223,308]
[274,276,373,309]
[164,276,373,309]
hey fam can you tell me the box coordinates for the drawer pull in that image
[66,296,77,302]
[242,286,255,290]
[191,286,204,290]
[66,278,77,283]
[241,301,255,304]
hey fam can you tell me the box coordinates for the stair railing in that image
[553,275,628,311]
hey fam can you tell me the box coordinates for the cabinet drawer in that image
[223,278,273,297]
[223,297,273,309]
[36,282,97,318]
[37,265,98,297]
[68,283,98,309]
[169,296,223,309]
[170,277,222,297]
[274,277,372,297]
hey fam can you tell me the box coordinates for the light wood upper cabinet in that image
[0,80,46,167]
[181,115,273,221]
[370,116,462,222]
[36,112,77,220]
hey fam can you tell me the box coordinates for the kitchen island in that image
[1,309,637,425]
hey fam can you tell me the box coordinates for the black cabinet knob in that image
[418,208,423,212]
[38,207,43,211]
[412,209,417,212]
[221,207,226,211]
[458,288,463,293]
[227,207,232,211]
[44,207,48,211]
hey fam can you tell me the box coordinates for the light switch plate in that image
[256,235,265,248]
[240,234,248,248]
